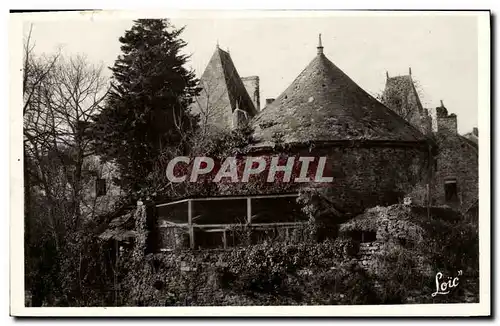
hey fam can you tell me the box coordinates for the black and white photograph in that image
[9,9,491,317]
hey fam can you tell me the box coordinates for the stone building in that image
[381,69,433,136]
[80,156,123,219]
[189,44,259,130]
[429,102,478,212]
[381,71,478,213]
[189,35,478,215]
[102,36,479,251]
[463,127,479,146]
[187,35,432,215]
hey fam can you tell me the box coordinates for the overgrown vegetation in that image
[116,203,478,306]
[91,19,200,198]
[23,19,201,306]
[340,205,479,304]
[120,238,379,306]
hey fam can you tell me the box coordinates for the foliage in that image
[91,19,200,197]
[23,24,116,306]
[340,204,479,304]
[81,201,478,306]
[120,238,375,306]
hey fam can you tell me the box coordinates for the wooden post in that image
[188,200,194,249]
[247,197,252,224]
[247,197,252,245]
[222,230,227,249]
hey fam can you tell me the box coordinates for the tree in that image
[92,19,200,197]
[24,53,109,234]
[23,24,111,305]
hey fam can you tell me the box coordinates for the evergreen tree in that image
[93,19,199,196]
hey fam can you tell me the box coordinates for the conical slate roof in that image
[252,39,427,148]
[190,46,258,129]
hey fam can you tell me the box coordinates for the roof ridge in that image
[218,48,257,115]
[189,45,258,128]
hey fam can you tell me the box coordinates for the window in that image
[444,179,458,203]
[361,231,377,243]
[96,178,106,197]
[349,230,377,243]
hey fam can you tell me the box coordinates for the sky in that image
[23,13,479,134]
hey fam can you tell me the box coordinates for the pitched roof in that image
[381,73,433,136]
[190,46,258,127]
[460,135,478,151]
[463,132,478,147]
[98,210,136,242]
[384,74,424,113]
[251,49,427,148]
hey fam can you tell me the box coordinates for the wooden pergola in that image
[156,193,308,250]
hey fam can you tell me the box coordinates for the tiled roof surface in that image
[251,53,427,147]
[463,132,478,147]
[384,75,424,113]
[190,47,257,126]
[218,49,258,116]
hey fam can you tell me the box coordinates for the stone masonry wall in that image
[437,116,458,134]
[80,155,123,219]
[432,132,478,212]
[357,241,383,269]
[241,144,431,215]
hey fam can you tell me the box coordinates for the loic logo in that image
[431,270,463,297]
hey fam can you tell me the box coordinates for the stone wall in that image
[240,144,431,215]
[80,155,123,219]
[430,103,458,134]
[437,115,458,134]
[431,132,478,212]
[356,241,383,269]
[125,238,357,306]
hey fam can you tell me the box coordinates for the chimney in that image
[434,100,457,134]
[266,98,275,106]
[473,127,478,137]
[241,76,260,111]
[435,100,448,118]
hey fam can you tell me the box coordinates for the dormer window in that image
[444,178,458,203]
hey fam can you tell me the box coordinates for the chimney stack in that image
[266,98,275,106]
[434,100,457,134]
[241,76,260,111]
[473,127,478,136]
